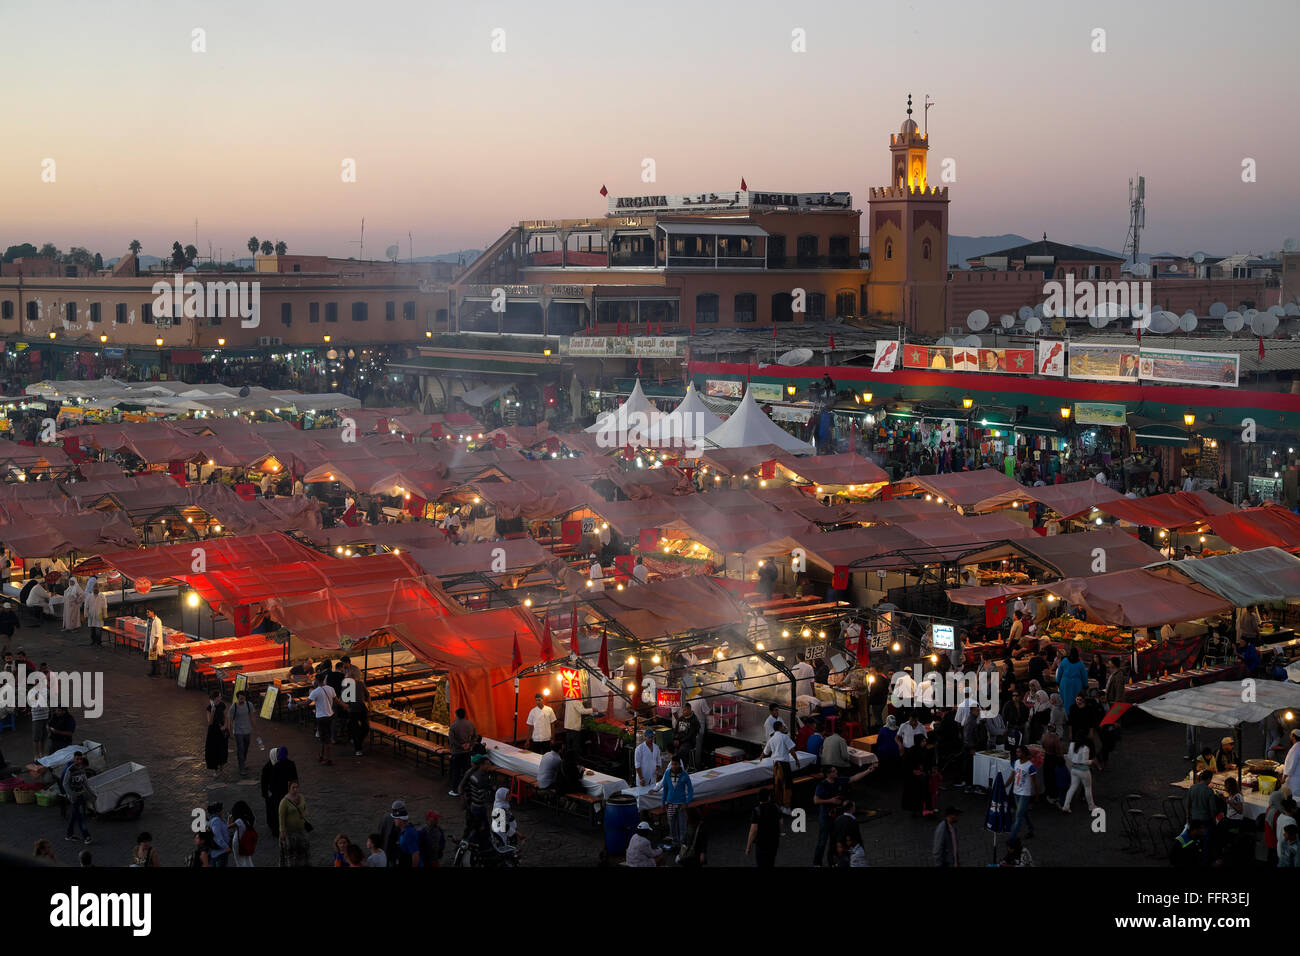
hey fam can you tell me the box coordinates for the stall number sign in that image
[805,642,827,661]
[260,685,280,720]
[177,655,193,689]
[657,688,682,708]
[931,623,955,651]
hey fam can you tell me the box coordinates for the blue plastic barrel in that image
[604,794,639,856]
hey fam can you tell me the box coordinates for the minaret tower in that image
[867,94,950,335]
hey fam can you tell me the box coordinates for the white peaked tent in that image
[704,387,814,455]
[646,384,724,447]
[584,378,663,436]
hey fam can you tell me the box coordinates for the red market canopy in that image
[1044,567,1231,628]
[774,452,889,488]
[1096,491,1236,530]
[1205,505,1300,553]
[79,531,326,580]
[963,527,1165,579]
[180,552,423,614]
[0,509,138,557]
[978,478,1123,519]
[891,469,1027,510]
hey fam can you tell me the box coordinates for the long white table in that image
[480,737,627,800]
[621,751,817,811]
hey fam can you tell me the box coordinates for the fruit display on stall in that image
[1043,616,1130,652]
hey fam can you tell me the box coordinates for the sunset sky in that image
[3,0,1296,261]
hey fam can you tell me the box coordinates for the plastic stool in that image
[843,720,862,741]
[823,715,839,735]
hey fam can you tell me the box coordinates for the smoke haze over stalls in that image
[2,0,1296,260]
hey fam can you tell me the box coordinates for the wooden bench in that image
[532,786,605,826]
[648,773,821,817]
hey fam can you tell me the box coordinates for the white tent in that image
[584,379,663,440]
[646,384,724,448]
[703,387,814,455]
[1137,681,1300,728]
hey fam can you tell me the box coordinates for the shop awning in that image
[583,576,747,640]
[1098,491,1236,530]
[892,470,1027,510]
[1138,681,1300,728]
[1152,547,1300,607]
[775,452,889,488]
[1205,505,1300,553]
[657,223,767,238]
[977,478,1123,519]
[963,527,1164,578]
[80,532,326,580]
[1043,567,1231,628]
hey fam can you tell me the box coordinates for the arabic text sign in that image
[607,191,851,214]
[1138,348,1239,388]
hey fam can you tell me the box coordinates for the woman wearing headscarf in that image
[875,714,901,778]
[260,747,297,839]
[230,801,257,867]
[1048,693,1068,739]
[1025,680,1051,744]
[204,690,230,775]
[1055,647,1089,717]
[1264,788,1287,865]
[492,786,518,843]
[61,576,83,632]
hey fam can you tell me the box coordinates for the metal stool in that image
[1147,813,1174,859]
[1119,794,1146,854]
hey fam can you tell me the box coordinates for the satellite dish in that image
[1033,304,1045,318]
[384,244,400,260]
[962,335,982,349]
[1223,311,1244,332]
[1193,251,1206,264]
[238,385,250,398]
[1024,316,1042,334]
[1209,302,1227,318]
[776,348,814,366]
[1285,303,1300,316]
[966,309,989,331]
[1250,312,1279,336]
[1285,238,1297,252]
[1268,304,1285,318]
[1179,312,1198,332]
[1087,312,1109,329]
[1167,264,1179,273]
[935,337,955,348]
[1130,262,1150,277]
[1147,311,1179,334]
[1050,317,1067,334]
[999,314,1015,329]
[1018,305,1034,322]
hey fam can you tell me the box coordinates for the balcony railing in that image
[768,254,856,269]
[667,255,765,269]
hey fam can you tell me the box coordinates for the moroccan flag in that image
[598,632,609,675]
[985,595,1007,628]
[831,565,849,590]
[740,177,747,190]
[638,527,658,552]
[759,459,776,479]
[599,184,608,197]
[492,432,506,449]
[540,617,553,661]
[560,519,582,544]
[430,422,443,439]
[613,554,634,581]
[569,606,579,657]
[511,632,522,672]
[772,324,778,339]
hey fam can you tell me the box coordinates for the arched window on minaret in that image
[922,239,932,261]
[885,241,893,261]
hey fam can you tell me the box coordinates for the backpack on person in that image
[238,823,258,856]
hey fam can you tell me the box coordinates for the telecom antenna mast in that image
[1122,175,1145,268]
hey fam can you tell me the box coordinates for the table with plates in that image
[369,705,449,744]
[480,737,627,800]
[1170,771,1270,821]
[621,751,817,811]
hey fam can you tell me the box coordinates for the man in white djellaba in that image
[62,575,84,631]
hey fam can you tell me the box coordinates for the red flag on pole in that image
[597,632,609,676]
[540,617,553,661]
[772,324,778,339]
[831,565,849,590]
[829,332,835,350]
[1259,336,1266,360]
[599,184,608,197]
[511,631,522,672]
[637,358,643,376]
[569,606,579,657]
[984,596,1007,628]
[740,177,747,190]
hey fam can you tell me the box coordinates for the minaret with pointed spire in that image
[890,93,929,191]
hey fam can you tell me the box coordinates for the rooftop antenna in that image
[1122,175,1145,269]
[923,94,934,137]
[348,218,365,261]
[408,231,414,263]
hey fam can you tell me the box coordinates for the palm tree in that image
[183,244,198,266]
[274,240,287,256]
[128,239,142,257]
[247,236,259,257]
[260,240,273,256]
